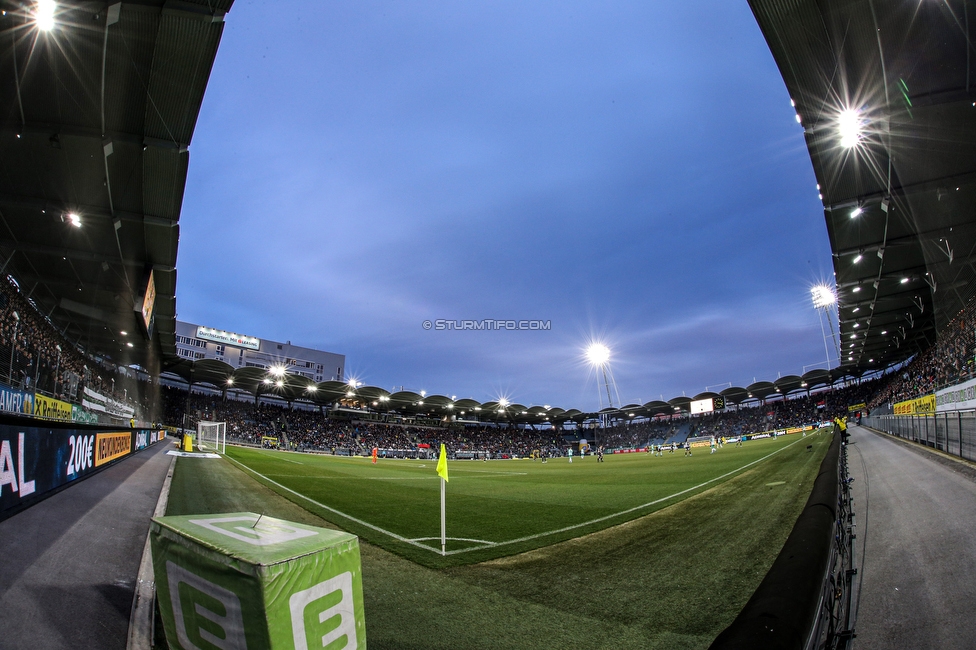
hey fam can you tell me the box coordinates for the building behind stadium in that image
[175,321,345,383]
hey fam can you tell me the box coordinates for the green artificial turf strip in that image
[164,429,832,649]
[220,433,818,566]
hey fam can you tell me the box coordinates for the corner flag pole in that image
[440,476,446,556]
[436,442,449,556]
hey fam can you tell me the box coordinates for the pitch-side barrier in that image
[710,427,858,650]
[0,412,167,522]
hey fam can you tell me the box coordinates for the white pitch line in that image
[441,434,812,556]
[228,434,814,557]
[223,455,434,552]
[410,536,498,546]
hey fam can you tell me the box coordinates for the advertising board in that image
[936,377,976,412]
[893,394,937,415]
[0,424,164,521]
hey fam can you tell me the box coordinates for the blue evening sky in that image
[177,1,834,411]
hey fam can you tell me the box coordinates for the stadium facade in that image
[174,320,345,383]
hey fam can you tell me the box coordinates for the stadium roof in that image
[166,361,860,425]
[750,0,976,374]
[0,0,230,372]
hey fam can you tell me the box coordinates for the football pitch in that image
[167,429,832,649]
[221,432,826,567]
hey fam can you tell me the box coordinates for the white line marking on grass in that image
[450,469,528,476]
[223,455,435,553]
[278,458,303,464]
[441,434,812,556]
[228,434,814,557]
[410,536,498,546]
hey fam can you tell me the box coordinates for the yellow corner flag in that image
[436,443,449,482]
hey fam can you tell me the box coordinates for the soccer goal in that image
[196,421,227,454]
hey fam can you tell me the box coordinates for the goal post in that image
[196,421,227,454]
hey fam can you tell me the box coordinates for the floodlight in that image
[126,342,133,348]
[262,378,271,385]
[498,398,509,407]
[838,109,862,148]
[850,207,863,218]
[35,0,55,31]
[810,285,836,309]
[853,286,861,292]
[120,330,128,336]
[275,380,283,388]
[270,365,286,377]
[305,385,317,393]
[420,390,426,397]
[900,277,909,284]
[853,254,862,264]
[586,343,611,366]
[227,379,234,386]
[346,390,354,397]
[67,212,81,228]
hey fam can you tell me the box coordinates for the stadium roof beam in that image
[0,122,189,152]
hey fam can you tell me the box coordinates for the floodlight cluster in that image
[35,0,56,31]
[838,109,862,148]
[810,284,837,309]
[586,343,611,366]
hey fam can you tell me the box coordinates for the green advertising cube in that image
[150,512,366,650]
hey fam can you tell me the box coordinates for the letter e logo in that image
[166,561,246,650]
[289,572,357,650]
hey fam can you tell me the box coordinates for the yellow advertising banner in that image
[847,403,867,412]
[34,394,72,421]
[893,394,936,416]
[95,431,132,467]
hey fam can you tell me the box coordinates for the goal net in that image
[196,421,227,454]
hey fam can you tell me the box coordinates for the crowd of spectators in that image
[0,274,153,416]
[162,377,880,459]
[0,276,85,401]
[869,295,976,408]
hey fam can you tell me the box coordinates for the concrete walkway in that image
[0,441,172,650]
[848,425,976,649]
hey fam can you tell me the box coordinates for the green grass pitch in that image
[221,432,824,567]
[166,429,832,649]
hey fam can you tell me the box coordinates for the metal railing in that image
[863,411,976,461]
